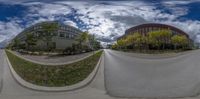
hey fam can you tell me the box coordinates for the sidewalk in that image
[11,50,100,65]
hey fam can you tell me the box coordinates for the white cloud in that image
[0,0,200,44]
[27,3,71,17]
[64,20,78,28]
[0,21,23,42]
[162,0,195,5]
[0,35,5,42]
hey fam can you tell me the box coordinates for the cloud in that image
[0,0,200,45]
[27,3,71,17]
[0,35,5,42]
[64,20,78,28]
[161,0,197,5]
[0,20,23,41]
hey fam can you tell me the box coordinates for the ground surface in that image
[104,49,200,98]
[1,49,200,99]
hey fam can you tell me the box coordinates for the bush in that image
[63,47,73,55]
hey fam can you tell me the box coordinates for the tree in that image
[88,34,101,50]
[117,32,147,51]
[25,33,37,51]
[111,43,118,49]
[180,35,189,49]
[148,30,163,50]
[76,31,89,51]
[147,29,172,50]
[125,34,135,47]
[159,29,172,49]
[115,29,190,52]
[13,38,20,50]
[140,35,148,51]
[41,22,59,52]
[132,32,142,50]
[117,39,126,50]
[171,35,189,50]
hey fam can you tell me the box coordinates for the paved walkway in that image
[13,51,97,65]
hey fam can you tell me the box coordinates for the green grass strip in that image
[6,50,103,87]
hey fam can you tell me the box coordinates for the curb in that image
[5,50,103,91]
[111,49,196,59]
[10,50,102,66]
[0,50,5,93]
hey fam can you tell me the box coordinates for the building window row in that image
[59,32,65,38]
[131,27,173,34]
[60,26,79,32]
[59,32,75,39]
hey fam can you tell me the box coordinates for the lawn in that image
[6,50,103,87]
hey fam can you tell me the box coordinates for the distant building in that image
[15,21,82,50]
[119,23,190,40]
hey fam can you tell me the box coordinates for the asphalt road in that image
[104,49,200,98]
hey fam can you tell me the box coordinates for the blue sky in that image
[0,0,200,47]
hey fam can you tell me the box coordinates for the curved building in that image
[15,21,82,50]
[121,23,189,39]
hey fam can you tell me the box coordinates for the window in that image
[71,34,74,39]
[59,32,65,38]
[66,33,69,38]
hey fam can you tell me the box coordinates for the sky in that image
[0,0,200,47]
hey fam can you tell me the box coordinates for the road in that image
[104,49,200,98]
[1,49,200,98]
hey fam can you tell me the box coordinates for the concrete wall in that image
[34,37,76,50]
[53,37,76,50]
[36,39,47,50]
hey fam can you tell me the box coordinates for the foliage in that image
[75,32,101,52]
[11,38,26,50]
[111,43,118,49]
[113,29,190,51]
[25,33,37,51]
[41,22,59,51]
[88,34,101,50]
[171,35,189,49]
[12,38,21,49]
[76,32,89,44]
[148,30,171,49]
[75,31,90,51]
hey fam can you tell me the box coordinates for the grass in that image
[6,50,103,87]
